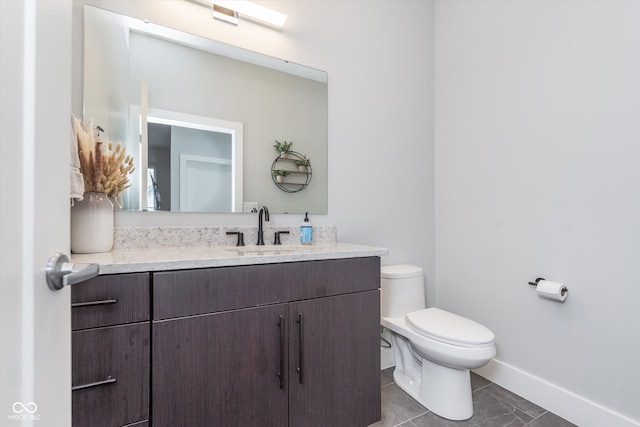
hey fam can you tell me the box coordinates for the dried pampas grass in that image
[76,121,135,198]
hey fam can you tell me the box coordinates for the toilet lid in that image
[406,308,495,348]
[380,264,423,279]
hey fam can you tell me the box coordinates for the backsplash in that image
[113,225,337,250]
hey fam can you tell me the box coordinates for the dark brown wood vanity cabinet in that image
[71,273,150,427]
[151,257,382,427]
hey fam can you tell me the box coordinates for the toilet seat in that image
[406,308,495,348]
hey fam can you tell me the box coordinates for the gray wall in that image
[435,1,640,425]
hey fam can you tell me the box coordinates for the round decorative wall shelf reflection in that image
[271,151,312,193]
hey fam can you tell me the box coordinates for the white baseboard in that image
[474,359,640,427]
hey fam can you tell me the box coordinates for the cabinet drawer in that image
[153,264,284,320]
[72,323,150,427]
[284,257,380,301]
[71,273,150,330]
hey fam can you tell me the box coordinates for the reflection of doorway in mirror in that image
[136,107,243,212]
[147,121,232,211]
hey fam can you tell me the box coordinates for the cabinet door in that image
[288,290,381,427]
[152,304,288,427]
[72,323,150,427]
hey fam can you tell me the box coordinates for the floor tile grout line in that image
[382,377,430,427]
[484,387,546,421]
[523,410,549,426]
[393,409,430,427]
[473,382,492,392]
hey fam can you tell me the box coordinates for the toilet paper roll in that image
[536,280,568,302]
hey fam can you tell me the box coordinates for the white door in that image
[179,155,232,212]
[1,1,72,425]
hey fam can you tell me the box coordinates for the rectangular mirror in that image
[83,5,328,214]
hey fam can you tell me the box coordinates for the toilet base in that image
[391,334,474,421]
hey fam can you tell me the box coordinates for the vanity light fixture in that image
[212,4,239,25]
[208,1,287,29]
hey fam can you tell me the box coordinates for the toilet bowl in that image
[380,265,496,421]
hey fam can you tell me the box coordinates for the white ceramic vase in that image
[70,192,114,253]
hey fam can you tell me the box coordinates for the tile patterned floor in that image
[370,368,577,427]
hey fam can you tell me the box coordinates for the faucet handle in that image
[273,231,290,245]
[226,231,245,246]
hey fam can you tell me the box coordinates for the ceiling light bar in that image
[209,1,287,29]
[213,4,238,25]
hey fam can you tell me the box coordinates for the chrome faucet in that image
[257,206,270,245]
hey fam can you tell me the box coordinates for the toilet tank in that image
[380,265,425,318]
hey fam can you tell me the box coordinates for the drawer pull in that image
[71,299,117,308]
[296,313,304,384]
[72,376,117,391]
[277,316,285,389]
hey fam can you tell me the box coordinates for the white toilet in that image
[380,265,496,421]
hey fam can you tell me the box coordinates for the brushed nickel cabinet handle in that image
[71,299,117,308]
[72,376,117,391]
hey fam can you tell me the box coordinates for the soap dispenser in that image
[300,212,313,245]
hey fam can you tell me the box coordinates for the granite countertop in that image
[71,242,389,275]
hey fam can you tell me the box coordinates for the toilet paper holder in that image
[528,277,568,297]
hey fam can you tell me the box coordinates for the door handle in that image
[46,252,99,291]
